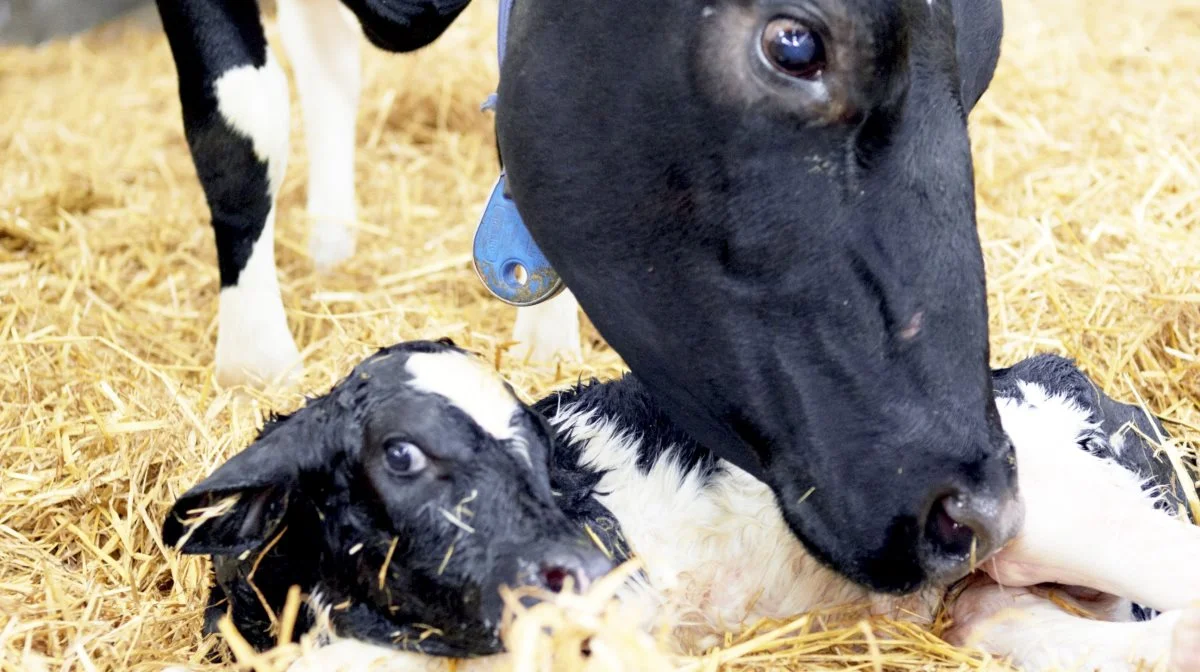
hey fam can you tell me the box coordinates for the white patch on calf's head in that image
[996,382,1166,513]
[899,311,924,341]
[405,352,519,441]
[995,382,1096,452]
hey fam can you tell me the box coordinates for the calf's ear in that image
[162,406,335,556]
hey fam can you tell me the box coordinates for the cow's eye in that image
[760,17,825,79]
[384,440,428,476]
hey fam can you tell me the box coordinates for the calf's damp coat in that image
[162,340,610,655]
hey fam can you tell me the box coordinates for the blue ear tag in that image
[472,174,564,307]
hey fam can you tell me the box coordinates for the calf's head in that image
[992,353,1195,520]
[497,0,1018,591]
[163,340,611,655]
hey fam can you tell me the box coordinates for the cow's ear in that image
[951,0,1004,110]
[163,404,336,556]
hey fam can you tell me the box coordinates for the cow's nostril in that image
[920,488,1023,585]
[925,494,980,559]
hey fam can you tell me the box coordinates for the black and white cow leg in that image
[946,580,1200,671]
[510,290,583,363]
[277,0,361,270]
[157,0,301,386]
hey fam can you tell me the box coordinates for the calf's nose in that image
[535,547,614,594]
[921,489,1024,585]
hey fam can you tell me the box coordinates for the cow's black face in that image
[497,0,1018,592]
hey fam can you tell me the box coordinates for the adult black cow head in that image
[496,0,1019,592]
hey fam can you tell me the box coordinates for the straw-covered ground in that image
[1,0,1198,669]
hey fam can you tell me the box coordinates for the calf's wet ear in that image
[162,404,339,556]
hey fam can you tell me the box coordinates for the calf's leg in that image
[277,0,362,270]
[946,580,1200,671]
[157,0,301,386]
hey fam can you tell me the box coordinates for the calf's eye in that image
[761,17,826,79]
[384,440,428,476]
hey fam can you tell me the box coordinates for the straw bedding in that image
[1,0,1197,668]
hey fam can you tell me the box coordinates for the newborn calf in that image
[534,353,1199,670]
[162,340,612,658]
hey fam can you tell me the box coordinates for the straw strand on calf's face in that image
[162,340,612,656]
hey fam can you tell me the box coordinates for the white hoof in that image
[309,215,356,272]
[215,285,303,388]
[1172,608,1200,672]
[510,290,583,364]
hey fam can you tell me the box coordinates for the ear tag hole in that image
[471,175,564,306]
[505,262,529,287]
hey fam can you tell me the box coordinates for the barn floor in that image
[1,0,1198,669]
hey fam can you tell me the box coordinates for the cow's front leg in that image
[989,410,1200,613]
[510,290,583,363]
[157,0,302,387]
[277,0,362,270]
[946,580,1200,671]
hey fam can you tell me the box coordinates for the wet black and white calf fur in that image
[162,340,611,657]
[153,0,582,388]
[175,346,1200,671]
[525,353,1200,671]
